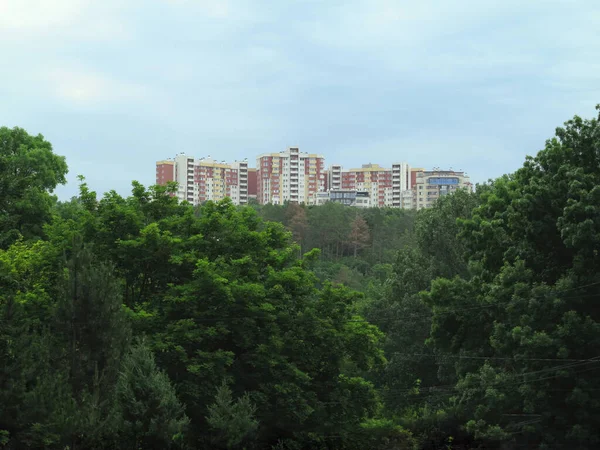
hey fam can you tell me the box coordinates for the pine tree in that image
[206,382,258,449]
[116,339,189,449]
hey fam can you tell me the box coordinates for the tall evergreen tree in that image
[116,339,189,449]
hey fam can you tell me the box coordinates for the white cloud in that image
[0,0,85,30]
[306,0,516,49]
[191,0,231,18]
[302,0,600,85]
[162,0,260,20]
[0,0,132,41]
[43,67,149,107]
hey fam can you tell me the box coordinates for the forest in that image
[1,106,599,450]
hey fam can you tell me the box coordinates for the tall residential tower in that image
[256,147,326,204]
[155,155,250,206]
[412,169,472,210]
[326,162,411,207]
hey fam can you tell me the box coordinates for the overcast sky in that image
[1,0,599,199]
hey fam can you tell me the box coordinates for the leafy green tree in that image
[0,128,433,449]
[414,188,479,279]
[362,189,481,421]
[0,126,67,248]
[0,239,77,449]
[424,106,600,449]
[118,199,385,447]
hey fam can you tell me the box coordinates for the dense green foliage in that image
[0,126,67,248]
[1,106,599,449]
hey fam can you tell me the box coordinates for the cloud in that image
[0,0,132,41]
[301,0,599,86]
[41,67,150,107]
[161,0,264,21]
[0,0,84,30]
[165,0,231,18]
[2,0,599,199]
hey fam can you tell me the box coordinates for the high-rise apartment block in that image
[412,169,472,210]
[256,147,326,205]
[247,168,258,201]
[196,158,248,205]
[172,153,197,204]
[155,154,250,206]
[156,150,471,210]
[156,160,175,185]
[326,162,410,208]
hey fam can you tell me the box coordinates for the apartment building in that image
[400,190,414,209]
[170,153,196,204]
[311,189,372,208]
[410,167,424,189]
[156,152,470,210]
[327,162,411,208]
[156,160,175,186]
[155,155,249,206]
[247,168,258,201]
[196,158,249,205]
[391,162,411,207]
[256,147,326,204]
[328,164,343,191]
[412,169,472,210]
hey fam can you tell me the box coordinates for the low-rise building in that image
[309,189,372,208]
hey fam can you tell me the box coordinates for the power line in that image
[374,365,600,409]
[319,358,600,404]
[389,353,595,362]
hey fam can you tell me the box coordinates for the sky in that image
[1,0,599,199]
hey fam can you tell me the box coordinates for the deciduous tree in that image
[0,127,67,248]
